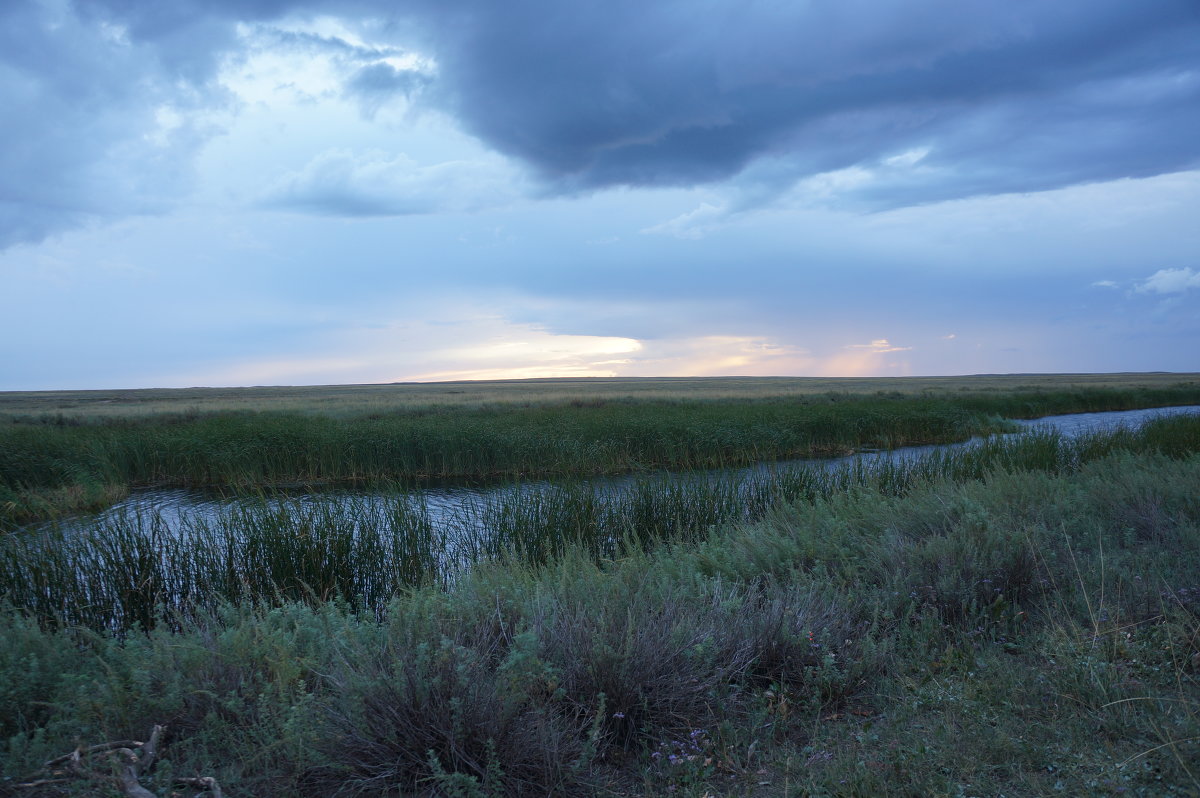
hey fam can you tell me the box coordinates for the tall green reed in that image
[5,387,1198,529]
[3,415,1197,634]
[0,496,442,631]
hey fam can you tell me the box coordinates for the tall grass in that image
[5,386,1200,528]
[1,497,442,632]
[2,418,1198,795]
[4,416,1198,638]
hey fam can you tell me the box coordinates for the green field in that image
[4,372,1199,418]
[1,374,1199,796]
[3,373,1199,528]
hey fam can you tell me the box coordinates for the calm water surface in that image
[37,404,1200,537]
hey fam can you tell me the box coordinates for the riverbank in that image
[3,415,1198,795]
[3,376,1200,528]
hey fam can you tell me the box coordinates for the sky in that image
[2,0,1199,390]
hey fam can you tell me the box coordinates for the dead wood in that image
[42,740,142,768]
[175,776,226,798]
[15,725,227,797]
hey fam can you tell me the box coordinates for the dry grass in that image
[3,372,1198,420]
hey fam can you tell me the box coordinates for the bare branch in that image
[16,725,226,798]
[15,777,72,788]
[136,725,165,772]
[43,740,141,768]
[116,764,158,798]
[67,748,102,781]
[177,775,227,797]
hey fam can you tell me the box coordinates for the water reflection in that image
[38,404,1200,537]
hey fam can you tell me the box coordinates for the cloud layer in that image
[1137,267,1200,294]
[1,1,1197,389]
[0,0,224,247]
[405,0,1200,203]
[261,149,520,216]
[4,0,1199,247]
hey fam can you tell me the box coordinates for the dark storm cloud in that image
[397,0,1200,197]
[4,0,1199,248]
[0,0,387,249]
[0,0,228,248]
[94,0,1200,198]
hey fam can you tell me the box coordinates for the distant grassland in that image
[2,373,1199,526]
[3,371,1199,418]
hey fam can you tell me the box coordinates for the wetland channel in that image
[33,404,1200,543]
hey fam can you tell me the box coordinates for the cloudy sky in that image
[2,0,1199,390]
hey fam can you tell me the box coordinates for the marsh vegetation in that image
[1,375,1199,795]
[3,374,1199,528]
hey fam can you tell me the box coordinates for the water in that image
[31,404,1200,538]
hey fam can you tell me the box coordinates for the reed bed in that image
[1,498,443,632]
[4,416,1197,636]
[5,385,1200,528]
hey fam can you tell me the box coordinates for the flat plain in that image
[4,371,1199,418]
[2,373,1199,796]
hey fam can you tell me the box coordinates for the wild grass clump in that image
[318,626,591,796]
[0,497,443,631]
[539,577,752,749]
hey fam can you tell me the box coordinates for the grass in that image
[1,416,1198,795]
[1,378,1198,796]
[0,419,1188,635]
[5,372,1199,419]
[3,375,1200,528]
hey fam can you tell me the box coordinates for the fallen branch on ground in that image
[15,725,227,797]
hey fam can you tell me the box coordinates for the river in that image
[31,404,1196,542]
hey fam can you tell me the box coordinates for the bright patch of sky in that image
[1,0,1197,389]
